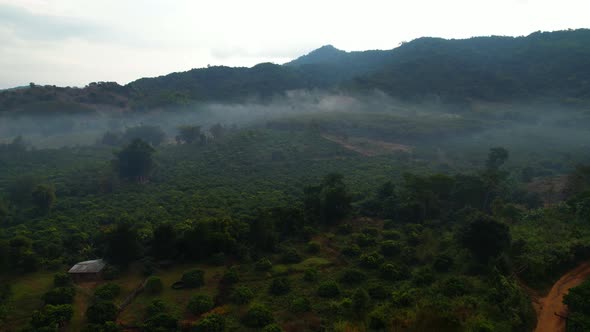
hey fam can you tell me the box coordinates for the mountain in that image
[1,29,589,114]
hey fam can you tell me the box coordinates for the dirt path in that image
[534,261,590,332]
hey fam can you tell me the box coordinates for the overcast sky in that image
[0,0,588,89]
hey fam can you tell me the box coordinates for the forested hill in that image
[1,29,589,114]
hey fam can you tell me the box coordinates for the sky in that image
[0,0,588,89]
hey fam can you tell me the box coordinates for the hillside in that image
[0,29,589,114]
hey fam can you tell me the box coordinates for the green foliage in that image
[43,287,75,305]
[289,296,311,313]
[104,223,140,266]
[192,313,225,332]
[230,286,254,305]
[317,280,340,298]
[143,313,178,332]
[86,301,118,325]
[306,241,321,254]
[380,240,401,257]
[303,267,318,282]
[182,269,205,288]
[359,252,384,269]
[262,323,284,332]
[351,288,370,315]
[146,299,167,317]
[304,173,352,225]
[269,277,291,295]
[255,258,273,271]
[53,273,71,287]
[145,276,163,294]
[380,263,409,281]
[31,184,56,212]
[458,214,511,262]
[187,294,214,315]
[123,125,166,146]
[31,304,73,328]
[280,247,301,264]
[222,266,239,284]
[113,138,155,180]
[242,304,274,328]
[339,268,367,284]
[94,283,121,301]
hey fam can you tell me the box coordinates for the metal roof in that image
[68,259,106,274]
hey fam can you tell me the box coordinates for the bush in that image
[368,283,390,300]
[355,233,376,247]
[383,219,396,230]
[182,269,205,288]
[94,283,121,301]
[337,223,353,234]
[231,286,254,305]
[303,268,318,282]
[306,241,321,254]
[434,253,454,272]
[187,295,214,315]
[440,277,472,297]
[380,240,401,257]
[379,263,408,281]
[255,258,273,271]
[143,313,178,331]
[43,287,75,305]
[263,323,284,332]
[339,269,367,284]
[31,304,73,328]
[193,313,225,332]
[221,266,239,285]
[391,289,417,307]
[368,305,389,330]
[86,301,118,324]
[317,280,340,298]
[269,277,291,295]
[341,244,361,257]
[352,288,370,314]
[53,273,71,287]
[145,276,163,294]
[359,252,384,269]
[242,304,274,328]
[281,247,302,264]
[382,230,402,240]
[146,299,167,316]
[413,267,435,286]
[290,296,311,313]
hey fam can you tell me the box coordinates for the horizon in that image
[1,0,589,89]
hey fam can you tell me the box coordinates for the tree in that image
[123,125,166,146]
[31,304,73,328]
[114,139,155,181]
[176,125,204,144]
[187,294,214,315]
[31,184,56,212]
[193,313,225,332]
[458,214,511,262]
[182,269,205,288]
[242,304,274,328]
[304,173,351,225]
[486,147,509,171]
[151,223,177,259]
[145,276,163,294]
[86,301,118,324]
[209,123,225,140]
[352,288,370,316]
[104,223,140,267]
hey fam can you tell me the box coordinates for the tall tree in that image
[104,223,140,266]
[114,139,155,181]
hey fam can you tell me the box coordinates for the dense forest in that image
[1,29,590,332]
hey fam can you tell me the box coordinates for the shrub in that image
[269,277,291,295]
[281,247,302,264]
[339,269,367,284]
[231,286,254,305]
[145,276,163,294]
[440,277,472,297]
[290,296,311,313]
[255,258,273,271]
[380,240,401,257]
[182,269,205,288]
[337,223,353,234]
[368,305,389,330]
[146,299,167,316]
[53,273,71,287]
[383,219,396,230]
[31,304,73,328]
[368,283,390,300]
[379,263,408,281]
[317,280,340,298]
[362,227,380,237]
[306,241,321,254]
[86,301,118,324]
[94,283,121,301]
[222,266,239,284]
[341,244,361,257]
[193,313,225,332]
[382,230,402,240]
[355,233,376,247]
[43,287,75,305]
[143,313,178,331]
[263,323,284,332]
[391,289,417,307]
[242,304,274,328]
[359,252,384,269]
[434,253,454,272]
[187,295,214,315]
[352,288,370,314]
[303,268,318,282]
[413,267,435,286]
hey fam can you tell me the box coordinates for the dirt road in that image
[534,261,590,332]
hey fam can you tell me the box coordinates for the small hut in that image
[68,259,106,282]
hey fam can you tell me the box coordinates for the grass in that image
[3,270,55,330]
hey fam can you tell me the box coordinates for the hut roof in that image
[68,259,106,274]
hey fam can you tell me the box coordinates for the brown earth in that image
[534,261,590,332]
